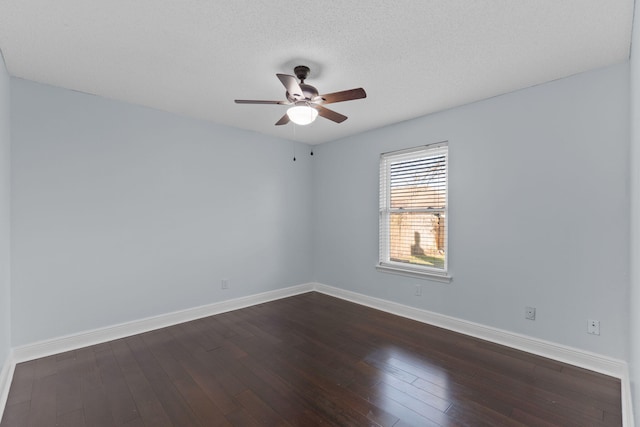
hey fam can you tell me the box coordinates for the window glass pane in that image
[389,212,445,269]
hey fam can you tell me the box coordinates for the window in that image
[378,142,450,281]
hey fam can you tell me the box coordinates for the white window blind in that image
[378,143,449,280]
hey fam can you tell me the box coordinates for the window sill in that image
[376,263,452,283]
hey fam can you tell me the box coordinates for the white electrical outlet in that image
[525,307,536,320]
[221,279,229,290]
[415,285,422,296]
[588,319,600,335]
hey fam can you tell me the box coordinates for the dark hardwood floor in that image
[1,292,622,426]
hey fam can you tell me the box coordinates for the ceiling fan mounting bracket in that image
[294,65,311,83]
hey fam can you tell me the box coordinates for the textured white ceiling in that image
[0,1,633,144]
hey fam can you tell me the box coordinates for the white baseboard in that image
[0,350,15,424]
[311,282,633,426]
[11,283,313,364]
[312,283,626,376]
[622,371,635,427]
[0,284,308,422]
[0,282,634,426]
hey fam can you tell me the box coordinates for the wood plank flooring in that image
[1,292,622,426]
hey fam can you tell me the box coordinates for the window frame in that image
[377,142,452,282]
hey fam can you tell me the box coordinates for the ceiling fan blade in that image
[276,74,304,100]
[319,88,367,104]
[235,99,290,105]
[315,105,348,123]
[275,114,290,126]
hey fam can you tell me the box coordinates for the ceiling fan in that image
[234,65,367,126]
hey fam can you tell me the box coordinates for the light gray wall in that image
[629,0,640,421]
[10,79,313,346]
[0,53,10,367]
[313,63,630,359]
[5,58,632,368]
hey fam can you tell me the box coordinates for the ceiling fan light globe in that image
[287,105,318,125]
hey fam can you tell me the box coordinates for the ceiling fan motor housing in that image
[287,83,319,103]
